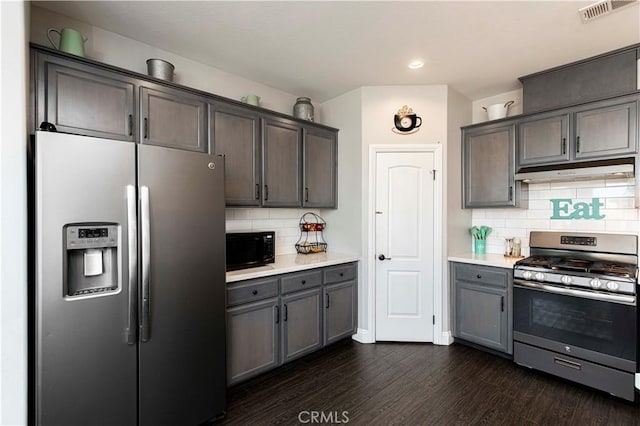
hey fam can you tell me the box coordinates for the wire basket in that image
[295,212,327,254]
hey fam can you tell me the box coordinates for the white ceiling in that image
[33,1,640,103]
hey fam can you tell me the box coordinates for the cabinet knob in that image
[252,290,258,295]
[477,274,482,279]
[339,272,344,277]
[301,280,306,285]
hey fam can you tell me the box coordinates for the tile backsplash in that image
[471,178,638,256]
[226,208,322,255]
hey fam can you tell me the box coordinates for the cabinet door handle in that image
[264,185,269,201]
[576,136,580,153]
[476,274,482,279]
[305,187,309,203]
[252,290,258,295]
[561,138,566,155]
[255,184,260,200]
[301,280,306,285]
[144,117,148,139]
[508,186,513,201]
[501,296,504,312]
[284,304,288,322]
[326,293,330,309]
[128,114,133,136]
[275,305,280,324]
[554,357,582,371]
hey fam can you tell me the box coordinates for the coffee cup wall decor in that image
[392,105,422,134]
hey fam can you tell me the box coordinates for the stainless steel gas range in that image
[513,231,639,401]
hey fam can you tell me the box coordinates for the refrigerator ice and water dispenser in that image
[63,223,120,297]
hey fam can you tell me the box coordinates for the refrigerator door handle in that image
[140,185,151,342]
[126,185,138,345]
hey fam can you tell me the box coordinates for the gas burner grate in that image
[552,258,592,273]
[589,262,638,278]
[516,256,561,268]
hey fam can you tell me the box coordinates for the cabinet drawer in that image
[227,278,279,307]
[280,270,322,294]
[323,263,357,285]
[453,263,509,288]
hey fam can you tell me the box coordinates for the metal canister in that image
[293,97,314,121]
[146,58,175,82]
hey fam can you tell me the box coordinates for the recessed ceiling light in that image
[408,60,424,69]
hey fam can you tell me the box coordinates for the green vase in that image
[474,239,486,254]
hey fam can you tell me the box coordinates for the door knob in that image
[378,254,391,261]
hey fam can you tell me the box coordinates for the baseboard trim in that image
[352,328,375,344]
[434,331,453,346]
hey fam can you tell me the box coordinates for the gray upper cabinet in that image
[210,103,261,206]
[37,55,135,141]
[574,98,638,160]
[463,122,518,208]
[517,112,570,167]
[303,127,337,208]
[520,45,639,114]
[515,96,638,170]
[262,117,302,207]
[140,86,208,153]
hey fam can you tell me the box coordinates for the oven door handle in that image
[514,280,636,305]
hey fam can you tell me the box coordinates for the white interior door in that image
[375,151,435,342]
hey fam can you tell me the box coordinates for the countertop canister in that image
[293,97,314,122]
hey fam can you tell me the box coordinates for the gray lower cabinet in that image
[226,297,279,385]
[281,288,323,363]
[303,127,337,208]
[323,281,357,345]
[34,52,135,141]
[462,122,519,208]
[226,261,358,385]
[262,117,303,207]
[140,86,208,153]
[451,262,512,355]
[210,102,261,205]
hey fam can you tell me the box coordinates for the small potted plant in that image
[470,226,492,255]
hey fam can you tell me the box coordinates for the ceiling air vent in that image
[579,0,637,22]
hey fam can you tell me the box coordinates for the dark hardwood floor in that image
[223,340,640,425]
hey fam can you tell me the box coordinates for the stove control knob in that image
[606,281,619,291]
[590,278,602,289]
[534,272,545,281]
[522,270,533,280]
[560,275,572,284]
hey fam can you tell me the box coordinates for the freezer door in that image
[34,131,137,425]
[137,144,226,425]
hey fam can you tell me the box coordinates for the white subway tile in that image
[507,219,550,229]
[600,209,639,221]
[577,186,635,198]
[549,179,605,189]
[527,209,552,219]
[529,188,577,200]
[549,220,605,231]
[605,177,636,187]
[528,199,552,210]
[471,218,506,229]
[527,183,550,191]
[605,220,640,233]
[225,220,252,231]
[605,197,636,209]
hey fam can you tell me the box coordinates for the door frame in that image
[366,144,446,344]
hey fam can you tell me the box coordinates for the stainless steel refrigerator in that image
[32,130,226,425]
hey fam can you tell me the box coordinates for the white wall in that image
[319,88,364,329]
[30,6,298,114]
[0,1,29,424]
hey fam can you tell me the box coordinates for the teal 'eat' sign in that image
[550,198,605,220]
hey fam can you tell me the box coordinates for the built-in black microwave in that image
[226,231,275,271]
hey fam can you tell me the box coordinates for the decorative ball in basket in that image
[295,212,328,254]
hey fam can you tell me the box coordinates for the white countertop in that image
[448,252,523,269]
[226,252,360,283]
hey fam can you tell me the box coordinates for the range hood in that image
[515,158,635,183]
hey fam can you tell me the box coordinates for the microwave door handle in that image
[126,185,137,345]
[140,186,151,342]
